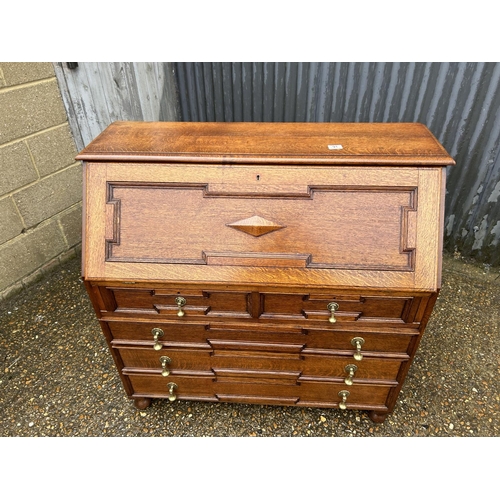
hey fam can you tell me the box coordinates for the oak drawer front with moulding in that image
[117,345,213,373]
[127,371,393,411]
[79,121,454,423]
[214,378,394,410]
[114,343,406,383]
[93,283,432,328]
[102,320,417,359]
[127,372,218,404]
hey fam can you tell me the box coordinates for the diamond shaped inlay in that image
[226,215,286,237]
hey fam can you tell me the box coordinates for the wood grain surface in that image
[77,121,455,165]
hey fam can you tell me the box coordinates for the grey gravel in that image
[0,252,499,438]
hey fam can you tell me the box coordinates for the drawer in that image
[105,320,210,345]
[215,377,392,410]
[99,286,253,319]
[129,371,391,410]
[117,346,212,372]
[105,320,310,349]
[128,373,217,402]
[301,354,403,381]
[117,343,404,383]
[296,380,392,409]
[104,321,416,358]
[260,292,429,325]
[303,327,416,357]
[211,352,403,382]
[209,324,416,357]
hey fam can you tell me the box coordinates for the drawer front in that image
[303,328,416,356]
[96,286,430,327]
[129,373,217,401]
[297,380,391,408]
[215,378,391,409]
[300,355,402,381]
[105,321,416,357]
[100,287,252,319]
[117,344,403,382]
[106,320,210,344]
[128,372,391,410]
[260,292,428,325]
[106,321,308,350]
[118,346,212,372]
[211,352,402,382]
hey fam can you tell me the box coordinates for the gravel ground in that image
[1,252,498,438]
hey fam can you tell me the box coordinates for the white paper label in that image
[328,144,343,150]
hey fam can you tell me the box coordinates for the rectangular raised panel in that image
[211,351,403,381]
[104,183,417,272]
[216,395,300,406]
[106,320,308,347]
[129,373,217,401]
[118,347,212,371]
[106,321,210,344]
[296,381,392,407]
[300,356,403,380]
[209,340,305,354]
[215,378,392,408]
[303,328,416,354]
[213,369,302,385]
[203,252,311,268]
[261,293,421,324]
[102,287,252,318]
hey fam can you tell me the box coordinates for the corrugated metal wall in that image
[174,62,500,266]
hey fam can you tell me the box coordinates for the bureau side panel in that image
[414,168,445,291]
[83,281,134,398]
[84,163,108,280]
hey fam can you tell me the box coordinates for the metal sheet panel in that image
[174,62,500,265]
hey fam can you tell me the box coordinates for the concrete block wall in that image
[0,62,81,301]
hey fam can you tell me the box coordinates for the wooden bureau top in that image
[77,121,455,166]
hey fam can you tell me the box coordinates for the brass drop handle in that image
[160,356,171,377]
[327,302,339,323]
[151,327,164,351]
[338,390,350,410]
[351,337,365,361]
[175,296,187,317]
[344,364,357,386]
[167,382,178,402]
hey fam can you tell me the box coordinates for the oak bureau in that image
[78,121,455,423]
